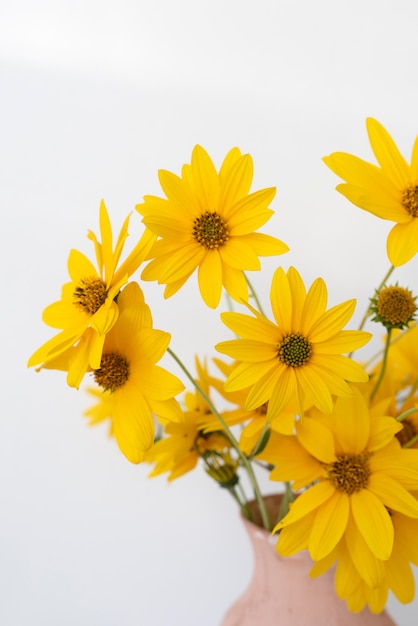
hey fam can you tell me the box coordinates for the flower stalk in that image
[167,347,272,530]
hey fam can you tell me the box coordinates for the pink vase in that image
[221,496,396,626]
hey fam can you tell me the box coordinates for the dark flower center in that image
[401,184,418,218]
[277,333,312,368]
[326,453,370,495]
[396,418,417,447]
[377,286,416,326]
[93,352,130,391]
[73,277,107,315]
[192,211,230,249]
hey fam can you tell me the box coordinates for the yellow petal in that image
[219,238,260,270]
[367,473,418,517]
[387,219,418,266]
[274,481,335,531]
[308,299,356,342]
[333,391,370,455]
[219,311,278,343]
[221,264,248,303]
[309,491,350,560]
[219,151,254,216]
[300,277,327,334]
[344,514,386,588]
[191,145,220,211]
[350,489,394,559]
[275,515,311,556]
[296,418,336,463]
[366,118,411,188]
[270,266,292,330]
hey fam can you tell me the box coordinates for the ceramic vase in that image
[220,495,396,626]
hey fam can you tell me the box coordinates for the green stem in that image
[396,407,418,423]
[404,433,418,449]
[167,347,272,530]
[363,325,415,371]
[236,481,253,520]
[370,328,392,403]
[248,420,270,459]
[357,265,395,332]
[276,482,294,525]
[245,274,266,316]
[228,486,252,519]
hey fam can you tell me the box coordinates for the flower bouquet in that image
[29,119,418,619]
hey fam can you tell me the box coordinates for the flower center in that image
[73,277,107,315]
[93,352,130,391]
[401,184,418,217]
[277,333,312,368]
[255,402,268,417]
[192,211,230,249]
[326,453,370,495]
[376,286,416,326]
[396,418,417,447]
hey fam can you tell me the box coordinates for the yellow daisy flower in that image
[136,145,289,308]
[272,390,418,569]
[84,282,184,464]
[323,118,418,266]
[216,266,371,417]
[145,357,229,481]
[310,509,418,614]
[28,200,155,388]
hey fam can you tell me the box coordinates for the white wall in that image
[2,1,418,624]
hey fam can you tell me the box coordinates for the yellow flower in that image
[136,145,289,308]
[310,509,418,614]
[145,357,229,480]
[28,200,155,388]
[84,282,184,464]
[272,390,418,571]
[216,266,371,417]
[323,118,418,266]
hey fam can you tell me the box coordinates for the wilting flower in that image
[216,266,371,417]
[28,200,155,387]
[323,118,418,266]
[84,282,184,463]
[136,145,289,308]
[271,390,418,574]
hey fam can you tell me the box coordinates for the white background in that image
[2,1,418,624]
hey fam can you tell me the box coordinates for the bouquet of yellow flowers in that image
[29,119,418,616]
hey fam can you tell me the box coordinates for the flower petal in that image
[350,489,394,559]
[309,491,350,560]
